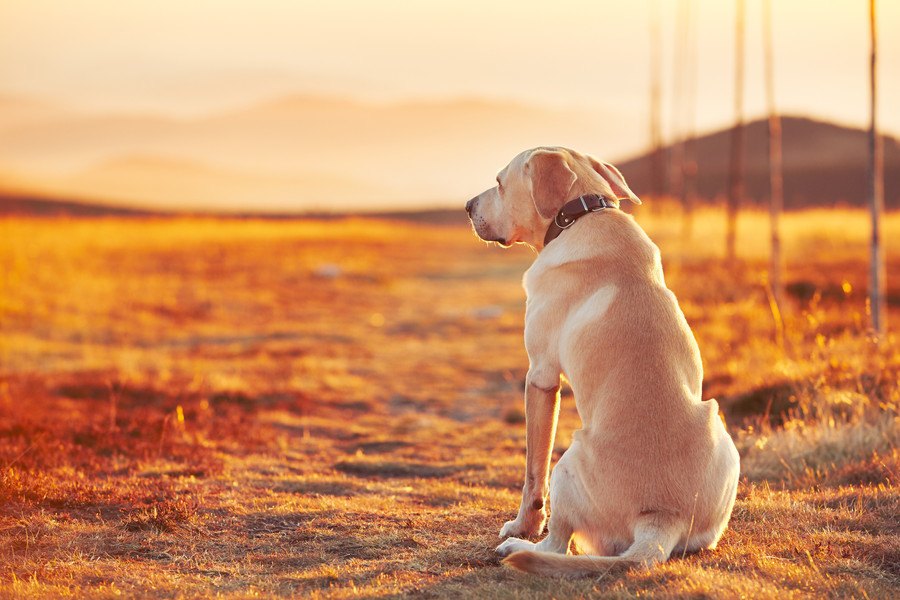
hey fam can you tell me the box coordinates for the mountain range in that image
[0,93,897,212]
[0,94,634,211]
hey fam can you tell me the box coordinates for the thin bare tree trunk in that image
[649,0,665,202]
[763,0,785,349]
[670,2,685,212]
[682,140,697,241]
[672,0,697,242]
[726,0,745,263]
[682,0,698,243]
[868,0,887,335]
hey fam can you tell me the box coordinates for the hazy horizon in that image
[1,0,898,211]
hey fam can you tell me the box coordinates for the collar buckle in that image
[588,196,609,212]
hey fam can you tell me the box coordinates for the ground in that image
[0,206,898,598]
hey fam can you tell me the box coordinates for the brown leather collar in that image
[543,194,617,247]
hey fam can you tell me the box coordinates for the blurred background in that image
[0,0,897,213]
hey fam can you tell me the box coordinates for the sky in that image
[0,0,897,210]
[1,0,897,134]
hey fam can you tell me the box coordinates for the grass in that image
[0,206,898,598]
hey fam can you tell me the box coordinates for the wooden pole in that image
[682,0,698,242]
[868,0,887,335]
[650,0,665,202]
[670,0,686,210]
[763,0,785,348]
[726,0,745,263]
[672,0,697,241]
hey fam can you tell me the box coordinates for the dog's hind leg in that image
[497,507,573,557]
[533,513,574,554]
[496,536,535,557]
[497,448,579,558]
[502,514,683,576]
[533,449,580,554]
[618,513,683,567]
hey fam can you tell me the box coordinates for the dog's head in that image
[465,147,641,250]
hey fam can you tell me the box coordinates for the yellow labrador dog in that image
[465,147,739,576]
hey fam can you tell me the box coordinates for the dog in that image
[465,147,740,577]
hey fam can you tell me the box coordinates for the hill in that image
[0,94,633,211]
[54,155,397,212]
[617,116,900,209]
[0,193,159,217]
[2,97,897,211]
[0,190,471,225]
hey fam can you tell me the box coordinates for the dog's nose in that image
[465,198,476,215]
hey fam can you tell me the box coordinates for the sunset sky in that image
[0,0,898,210]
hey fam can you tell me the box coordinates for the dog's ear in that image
[589,157,642,205]
[526,149,577,219]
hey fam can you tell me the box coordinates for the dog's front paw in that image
[496,537,533,557]
[499,513,546,539]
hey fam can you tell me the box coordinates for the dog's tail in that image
[503,518,682,578]
[502,552,639,577]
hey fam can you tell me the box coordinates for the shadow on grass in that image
[334,459,485,479]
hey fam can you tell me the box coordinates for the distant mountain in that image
[616,116,900,209]
[3,96,896,211]
[0,94,635,210]
[51,155,396,211]
[0,193,161,217]
[0,191,472,225]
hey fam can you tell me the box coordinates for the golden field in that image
[0,207,898,598]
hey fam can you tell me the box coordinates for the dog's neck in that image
[532,209,665,290]
[543,194,618,247]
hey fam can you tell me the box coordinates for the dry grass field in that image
[1,206,899,598]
